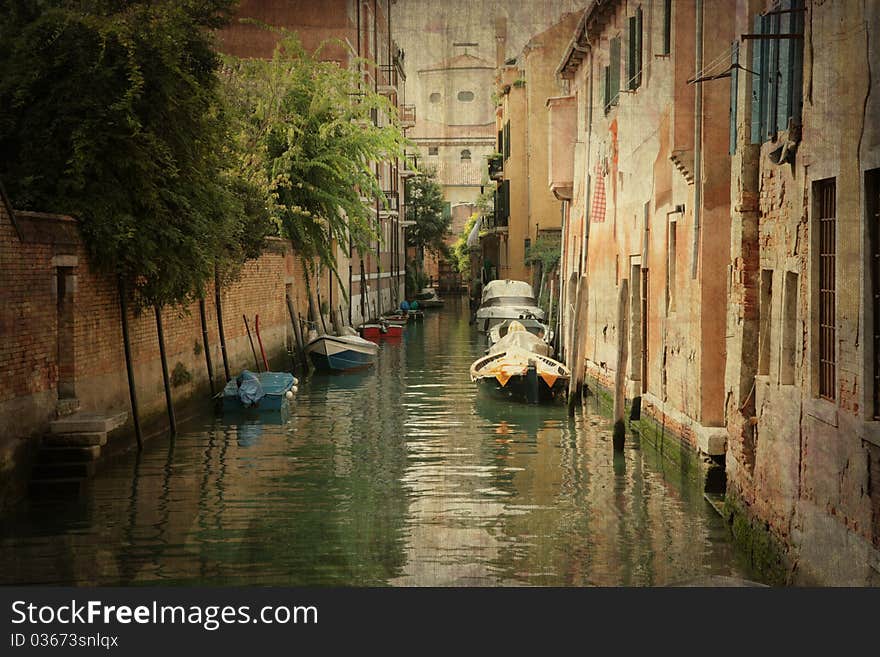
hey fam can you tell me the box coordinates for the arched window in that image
[460,149,471,161]
[457,90,475,102]
[429,92,441,103]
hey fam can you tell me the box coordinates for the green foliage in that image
[405,260,428,298]
[525,235,561,273]
[450,214,478,275]
[0,0,269,307]
[404,168,449,256]
[222,32,408,284]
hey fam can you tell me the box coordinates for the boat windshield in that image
[481,296,538,307]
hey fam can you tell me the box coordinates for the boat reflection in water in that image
[0,302,758,587]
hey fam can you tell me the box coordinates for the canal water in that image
[0,299,758,586]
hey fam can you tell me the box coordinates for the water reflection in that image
[0,298,754,586]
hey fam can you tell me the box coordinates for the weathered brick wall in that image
[724,0,880,585]
[564,0,734,437]
[0,199,60,502]
[0,201,309,508]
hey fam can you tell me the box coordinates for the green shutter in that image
[730,42,739,154]
[790,0,804,125]
[767,13,779,138]
[637,7,643,86]
[662,0,671,55]
[610,37,620,106]
[776,0,792,130]
[628,17,637,90]
[750,15,764,144]
[604,65,610,111]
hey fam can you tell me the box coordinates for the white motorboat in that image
[487,320,552,357]
[470,347,569,404]
[475,280,545,332]
[306,333,379,372]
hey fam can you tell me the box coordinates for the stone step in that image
[56,398,81,417]
[43,432,107,447]
[32,461,96,480]
[50,411,127,435]
[29,477,85,499]
[37,445,101,463]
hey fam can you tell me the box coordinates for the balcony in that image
[380,190,400,214]
[402,152,419,178]
[487,153,503,181]
[378,64,399,96]
[400,105,416,128]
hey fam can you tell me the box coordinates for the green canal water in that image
[0,299,759,586]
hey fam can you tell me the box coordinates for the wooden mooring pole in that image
[567,274,589,417]
[286,293,306,371]
[154,305,176,437]
[118,278,143,450]
[198,296,215,396]
[214,267,231,382]
[613,279,630,451]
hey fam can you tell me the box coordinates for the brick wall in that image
[0,201,310,507]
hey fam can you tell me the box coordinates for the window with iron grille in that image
[867,168,880,418]
[815,178,836,401]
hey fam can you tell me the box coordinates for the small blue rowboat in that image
[222,370,296,411]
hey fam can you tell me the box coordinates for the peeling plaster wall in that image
[725,0,880,585]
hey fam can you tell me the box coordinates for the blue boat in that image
[306,334,378,372]
[222,370,296,411]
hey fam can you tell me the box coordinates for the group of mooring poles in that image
[564,273,629,453]
[117,266,232,451]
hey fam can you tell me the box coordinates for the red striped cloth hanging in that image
[590,163,606,223]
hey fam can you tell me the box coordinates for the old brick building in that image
[0,183,310,509]
[550,0,880,584]
[723,0,880,585]
[554,0,735,453]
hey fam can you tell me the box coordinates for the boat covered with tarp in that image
[222,370,297,411]
[487,319,553,355]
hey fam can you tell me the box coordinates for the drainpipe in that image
[691,0,704,279]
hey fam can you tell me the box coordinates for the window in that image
[750,0,804,143]
[604,36,620,113]
[494,180,510,226]
[460,149,471,161]
[457,90,475,102]
[524,238,531,264]
[815,178,836,401]
[867,168,880,418]
[729,42,739,154]
[429,92,441,103]
[661,0,671,55]
[627,8,643,90]
[667,220,677,313]
[428,146,438,156]
[780,271,798,385]
[503,121,511,160]
[759,269,772,376]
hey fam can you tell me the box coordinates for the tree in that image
[222,32,408,287]
[0,0,269,307]
[404,169,449,257]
